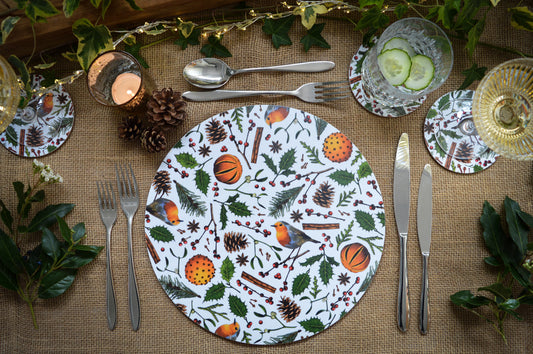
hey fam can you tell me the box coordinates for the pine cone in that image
[312,182,335,208]
[224,232,249,253]
[140,127,167,153]
[152,170,171,195]
[205,118,227,144]
[146,88,187,129]
[118,115,143,140]
[277,296,301,322]
[26,125,45,147]
[455,141,474,163]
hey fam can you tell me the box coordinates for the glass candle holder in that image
[0,55,21,133]
[87,50,155,111]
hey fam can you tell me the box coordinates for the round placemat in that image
[144,105,385,345]
[423,90,499,174]
[0,75,74,157]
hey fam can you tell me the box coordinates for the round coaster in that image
[145,105,385,345]
[423,90,499,174]
[0,75,74,157]
[348,42,426,118]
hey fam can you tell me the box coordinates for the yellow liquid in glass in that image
[0,56,21,133]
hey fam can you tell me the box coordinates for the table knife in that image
[394,133,410,332]
[417,164,432,334]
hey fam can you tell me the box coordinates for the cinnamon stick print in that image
[251,127,263,163]
[241,271,276,293]
[302,223,340,230]
[145,233,161,263]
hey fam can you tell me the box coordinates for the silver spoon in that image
[183,58,335,89]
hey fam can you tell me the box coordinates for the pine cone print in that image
[153,170,171,196]
[118,115,143,140]
[26,125,45,147]
[312,182,335,208]
[205,118,227,144]
[146,88,187,129]
[224,232,249,253]
[455,141,474,163]
[140,126,167,153]
[277,296,301,322]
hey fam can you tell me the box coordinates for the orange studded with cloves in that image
[322,132,353,163]
[213,154,243,184]
[185,254,215,285]
[340,243,370,273]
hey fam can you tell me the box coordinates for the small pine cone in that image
[152,170,171,195]
[140,127,167,153]
[26,125,45,147]
[312,182,335,208]
[205,118,227,144]
[455,141,474,163]
[224,232,249,253]
[118,115,143,140]
[146,88,187,129]
[277,296,301,322]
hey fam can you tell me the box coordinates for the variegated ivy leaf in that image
[23,0,60,23]
[63,0,81,18]
[72,19,114,71]
[490,0,501,6]
[178,21,196,38]
[509,6,533,31]
[122,34,137,46]
[0,16,20,45]
[296,3,328,30]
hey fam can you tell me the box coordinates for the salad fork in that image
[96,181,117,330]
[116,163,140,331]
[182,80,352,103]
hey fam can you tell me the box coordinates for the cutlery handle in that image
[420,253,429,334]
[398,233,409,332]
[105,229,117,330]
[234,61,335,74]
[183,90,293,101]
[127,216,141,331]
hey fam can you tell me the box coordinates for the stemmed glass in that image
[472,58,533,160]
[0,55,21,133]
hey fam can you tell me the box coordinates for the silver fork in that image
[116,163,140,331]
[182,80,352,103]
[96,181,117,331]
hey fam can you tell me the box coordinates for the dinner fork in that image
[116,163,140,331]
[96,181,117,331]
[182,80,352,103]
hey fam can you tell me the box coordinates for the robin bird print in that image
[215,320,240,340]
[146,198,183,226]
[265,106,289,127]
[272,221,320,254]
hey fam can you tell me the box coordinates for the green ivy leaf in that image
[100,0,112,18]
[228,294,247,317]
[177,20,195,38]
[292,273,310,296]
[0,228,25,274]
[300,23,330,52]
[356,210,375,231]
[26,203,75,233]
[150,225,174,242]
[359,0,384,7]
[357,161,372,179]
[8,55,31,97]
[298,4,328,30]
[72,18,114,71]
[466,17,485,57]
[124,42,149,68]
[38,268,77,299]
[394,4,408,19]
[200,35,232,58]
[42,228,61,260]
[450,290,492,309]
[509,6,533,31]
[23,0,60,23]
[204,283,226,301]
[220,256,235,282]
[124,0,142,11]
[175,152,198,168]
[63,0,80,18]
[319,259,332,285]
[228,201,252,217]
[0,16,20,45]
[328,170,355,186]
[299,317,325,333]
[262,16,295,49]
[355,6,389,31]
[174,27,201,50]
[195,169,210,195]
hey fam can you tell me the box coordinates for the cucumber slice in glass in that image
[377,49,412,86]
[382,37,415,57]
[404,54,435,91]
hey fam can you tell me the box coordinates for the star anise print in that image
[269,140,282,153]
[236,253,249,266]
[290,210,303,223]
[57,93,68,104]
[424,121,434,134]
[198,144,211,157]
[338,272,351,286]
[187,220,200,233]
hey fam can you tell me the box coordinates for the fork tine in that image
[315,80,350,86]
[320,95,352,102]
[128,163,138,196]
[116,164,127,196]
[97,181,104,208]
[105,181,114,209]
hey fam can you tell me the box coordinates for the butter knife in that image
[394,133,410,332]
[417,164,432,334]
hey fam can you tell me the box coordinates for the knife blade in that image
[417,163,432,334]
[393,133,410,332]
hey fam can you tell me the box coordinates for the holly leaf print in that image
[328,170,355,186]
[292,273,311,296]
[300,254,322,266]
[149,225,174,242]
[175,152,198,168]
[357,161,372,179]
[299,317,325,333]
[261,153,277,174]
[356,210,375,231]
[195,169,210,195]
[228,295,247,318]
[228,202,251,217]
[5,126,17,146]
[377,212,385,228]
[279,148,296,172]
[319,259,333,285]
[220,205,228,229]
[204,283,226,301]
[220,256,235,282]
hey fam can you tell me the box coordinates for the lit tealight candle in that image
[111,72,142,105]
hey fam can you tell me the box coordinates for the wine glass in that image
[472,58,533,160]
[361,17,453,109]
[0,55,21,133]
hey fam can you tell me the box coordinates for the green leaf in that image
[319,259,332,285]
[124,42,149,69]
[0,262,18,291]
[357,161,372,179]
[71,223,86,243]
[300,254,322,266]
[177,20,195,38]
[466,17,485,57]
[200,35,232,58]
[450,290,492,309]
[509,6,533,31]
[195,169,210,195]
[359,0,384,7]
[8,55,31,95]
[60,250,99,268]
[124,0,142,11]
[261,153,277,174]
[73,244,104,256]
[26,203,75,233]
[228,295,247,317]
[268,185,304,218]
[328,170,355,186]
[377,212,385,227]
[0,16,20,45]
[24,0,60,23]
[100,0,112,18]
[63,0,80,17]
[459,63,487,90]
[498,299,522,320]
[300,23,330,52]
[220,257,235,282]
[298,4,328,30]
[279,148,296,172]
[262,16,295,49]
[356,210,375,231]
[204,283,226,301]
[150,225,174,242]
[299,317,325,333]
[480,201,506,259]
[355,6,389,31]
[0,228,25,274]
[174,27,201,50]
[504,196,528,257]
[301,141,324,165]
[220,205,228,229]
[38,268,77,299]
[394,4,408,19]
[484,256,501,267]
[517,210,533,228]
[30,189,45,203]
[56,216,72,243]
[72,18,114,71]
[175,152,198,168]
[0,200,14,233]
[292,273,311,296]
[4,126,17,146]
[478,283,512,299]
[42,228,61,260]
[228,202,252,217]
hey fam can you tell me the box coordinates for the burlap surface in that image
[1,1,532,353]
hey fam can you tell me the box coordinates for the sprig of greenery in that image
[0,160,103,328]
[450,197,532,345]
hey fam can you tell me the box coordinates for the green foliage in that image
[149,225,174,242]
[72,18,113,71]
[300,23,330,52]
[450,197,532,344]
[299,317,325,333]
[0,17,20,45]
[262,16,295,49]
[200,35,232,58]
